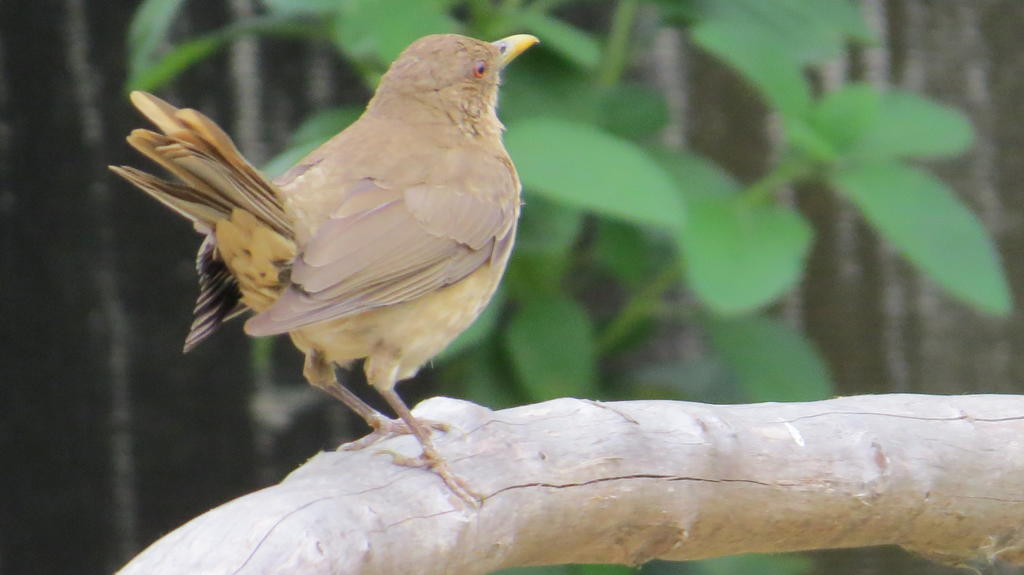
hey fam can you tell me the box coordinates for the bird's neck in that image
[366,88,503,140]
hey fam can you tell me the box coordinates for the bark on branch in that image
[117,394,1024,574]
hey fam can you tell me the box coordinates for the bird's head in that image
[368,33,539,136]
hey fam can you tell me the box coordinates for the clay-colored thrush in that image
[110,33,539,499]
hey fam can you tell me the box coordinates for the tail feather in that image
[110,91,293,350]
[108,165,229,232]
[185,236,245,352]
[175,108,289,231]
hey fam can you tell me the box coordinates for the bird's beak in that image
[492,34,540,69]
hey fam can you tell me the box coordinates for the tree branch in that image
[117,394,1024,574]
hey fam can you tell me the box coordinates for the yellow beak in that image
[492,34,540,68]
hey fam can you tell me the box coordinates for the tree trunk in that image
[118,395,1024,574]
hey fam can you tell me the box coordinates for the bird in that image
[110,33,539,502]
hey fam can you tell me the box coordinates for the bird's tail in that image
[110,91,295,351]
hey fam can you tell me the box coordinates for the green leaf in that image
[506,118,685,232]
[506,253,570,299]
[127,0,187,90]
[694,0,873,63]
[334,0,459,64]
[263,107,362,177]
[858,90,974,159]
[832,162,1011,315]
[681,195,811,314]
[505,198,584,297]
[784,117,839,163]
[499,56,601,125]
[810,84,974,160]
[689,0,874,119]
[707,315,832,402]
[598,83,669,140]
[808,83,880,153]
[651,0,702,26]
[506,297,597,401]
[695,553,813,575]
[515,197,584,257]
[576,565,634,575]
[128,15,329,91]
[263,0,338,15]
[438,332,521,409]
[517,10,601,70]
[451,345,520,409]
[691,20,810,118]
[592,220,666,287]
[492,566,574,575]
[651,148,741,199]
[129,35,222,92]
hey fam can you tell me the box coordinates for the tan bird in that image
[110,33,539,500]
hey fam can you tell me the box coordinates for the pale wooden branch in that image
[117,394,1024,574]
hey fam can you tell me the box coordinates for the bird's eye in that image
[472,60,487,78]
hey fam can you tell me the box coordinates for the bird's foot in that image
[339,415,449,451]
[377,447,481,508]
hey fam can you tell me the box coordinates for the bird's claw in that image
[373,447,430,468]
[375,447,481,507]
[338,416,450,451]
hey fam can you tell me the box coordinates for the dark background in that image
[3,1,1024,574]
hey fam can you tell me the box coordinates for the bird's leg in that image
[377,386,479,506]
[366,356,479,506]
[303,351,406,438]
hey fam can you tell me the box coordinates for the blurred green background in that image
[2,0,1022,574]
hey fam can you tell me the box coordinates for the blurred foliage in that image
[126,0,1012,573]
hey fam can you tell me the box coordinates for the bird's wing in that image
[244,179,515,335]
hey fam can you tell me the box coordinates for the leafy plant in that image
[124,1,1010,572]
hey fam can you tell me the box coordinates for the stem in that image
[250,336,275,378]
[597,264,680,355]
[598,0,639,87]
[743,154,812,205]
